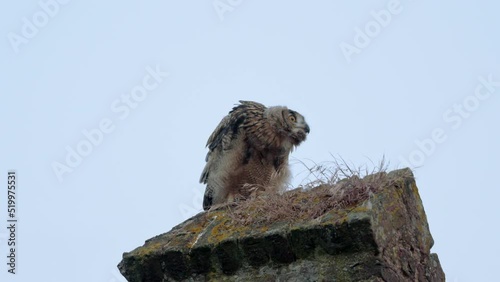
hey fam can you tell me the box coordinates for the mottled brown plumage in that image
[200,101,310,210]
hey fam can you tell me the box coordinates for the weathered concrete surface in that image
[118,168,445,281]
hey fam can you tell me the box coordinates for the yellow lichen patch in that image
[184,222,210,248]
[186,223,204,235]
[134,240,164,258]
[208,217,234,244]
[349,204,370,214]
[207,216,258,244]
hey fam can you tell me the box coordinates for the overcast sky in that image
[1,1,499,281]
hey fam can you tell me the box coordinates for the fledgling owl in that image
[200,101,310,210]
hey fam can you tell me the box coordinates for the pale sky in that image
[1,1,499,281]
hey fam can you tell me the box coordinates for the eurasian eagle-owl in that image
[200,101,310,210]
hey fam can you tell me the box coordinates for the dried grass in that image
[226,156,410,226]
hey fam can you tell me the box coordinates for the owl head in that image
[266,106,310,146]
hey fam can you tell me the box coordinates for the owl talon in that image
[241,184,266,199]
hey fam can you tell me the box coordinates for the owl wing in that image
[200,100,266,183]
[206,101,266,150]
[200,101,266,210]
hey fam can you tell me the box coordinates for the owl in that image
[200,101,310,210]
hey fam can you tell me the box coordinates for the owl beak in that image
[305,124,310,134]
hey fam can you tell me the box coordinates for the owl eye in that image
[289,115,296,122]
